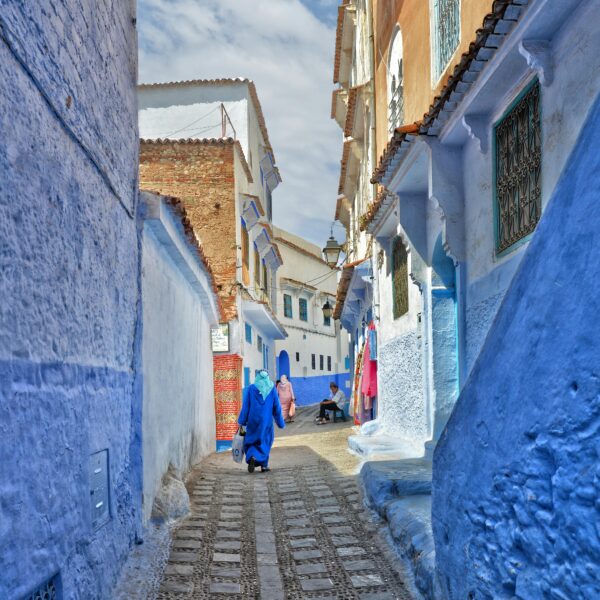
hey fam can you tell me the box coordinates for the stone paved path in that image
[156,407,414,599]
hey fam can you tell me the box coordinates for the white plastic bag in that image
[232,428,245,464]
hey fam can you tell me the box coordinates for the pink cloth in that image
[361,338,377,401]
[277,381,295,420]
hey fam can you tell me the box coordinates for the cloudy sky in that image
[137,0,343,247]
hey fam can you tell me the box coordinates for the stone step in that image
[384,495,438,600]
[359,460,438,600]
[360,458,432,512]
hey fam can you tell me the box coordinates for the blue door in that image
[277,350,290,379]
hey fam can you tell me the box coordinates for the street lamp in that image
[322,300,333,319]
[322,233,343,268]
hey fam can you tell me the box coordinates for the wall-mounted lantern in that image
[322,300,333,319]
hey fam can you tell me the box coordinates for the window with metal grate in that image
[299,298,308,322]
[392,237,409,319]
[431,0,460,82]
[284,294,293,318]
[494,79,541,254]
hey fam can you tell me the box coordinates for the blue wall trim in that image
[0,359,136,599]
[216,440,233,453]
[289,372,350,406]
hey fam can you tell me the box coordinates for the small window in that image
[327,356,332,371]
[392,237,409,319]
[345,356,350,370]
[257,335,263,352]
[311,354,316,370]
[299,298,308,322]
[284,294,293,318]
[296,352,300,362]
[245,323,252,344]
[323,314,331,327]
[319,355,324,370]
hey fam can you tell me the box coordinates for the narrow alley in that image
[3,1,600,599]
[127,408,414,600]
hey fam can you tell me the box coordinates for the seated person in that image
[316,383,347,424]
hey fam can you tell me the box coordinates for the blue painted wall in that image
[290,373,349,407]
[0,4,140,599]
[433,93,600,600]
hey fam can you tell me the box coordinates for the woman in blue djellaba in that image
[238,370,285,473]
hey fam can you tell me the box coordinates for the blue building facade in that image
[434,90,600,600]
[0,3,141,598]
[344,0,600,597]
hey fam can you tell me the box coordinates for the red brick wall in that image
[140,141,238,321]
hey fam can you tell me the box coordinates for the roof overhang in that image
[338,139,363,198]
[242,298,287,340]
[334,4,357,87]
[335,195,352,231]
[280,277,317,295]
[339,260,373,332]
[331,88,349,129]
[241,194,264,229]
[263,244,283,270]
[344,84,368,139]
[260,152,282,192]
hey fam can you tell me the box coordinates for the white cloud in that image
[138,0,342,247]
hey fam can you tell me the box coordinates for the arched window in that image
[392,237,409,319]
[388,28,404,135]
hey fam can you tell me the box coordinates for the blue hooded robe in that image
[238,381,285,467]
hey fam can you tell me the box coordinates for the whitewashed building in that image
[331,0,379,422]
[273,227,350,405]
[138,78,287,450]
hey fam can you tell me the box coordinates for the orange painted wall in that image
[373,0,493,158]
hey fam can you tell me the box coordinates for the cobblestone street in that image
[156,407,414,599]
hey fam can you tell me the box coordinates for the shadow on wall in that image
[432,94,600,599]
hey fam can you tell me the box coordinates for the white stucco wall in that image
[273,228,350,396]
[141,201,218,523]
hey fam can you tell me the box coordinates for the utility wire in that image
[153,105,221,137]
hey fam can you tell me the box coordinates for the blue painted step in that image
[360,458,432,513]
[360,459,439,599]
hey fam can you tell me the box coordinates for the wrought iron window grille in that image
[431,0,460,82]
[388,62,404,134]
[494,79,542,254]
[392,237,409,319]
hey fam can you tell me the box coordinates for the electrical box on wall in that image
[90,450,110,530]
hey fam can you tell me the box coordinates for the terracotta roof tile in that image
[343,84,365,138]
[338,139,353,195]
[370,122,421,185]
[333,3,350,85]
[369,0,525,227]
